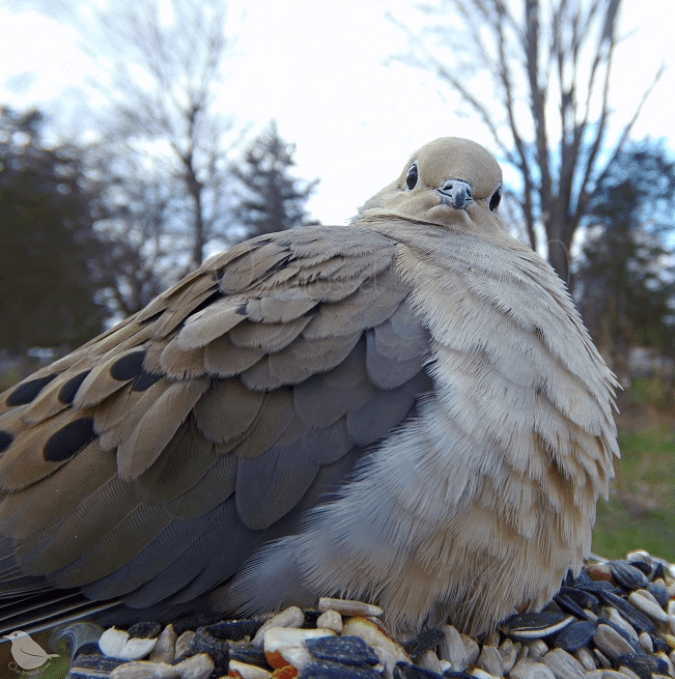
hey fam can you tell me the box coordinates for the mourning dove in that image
[0,138,619,638]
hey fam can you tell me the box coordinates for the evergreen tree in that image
[232,123,318,240]
[0,107,107,353]
[575,142,675,362]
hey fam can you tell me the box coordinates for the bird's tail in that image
[0,538,122,640]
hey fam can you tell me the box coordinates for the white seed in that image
[99,628,129,658]
[525,639,549,659]
[263,626,336,663]
[626,550,652,563]
[149,625,177,664]
[594,624,635,661]
[228,659,273,679]
[573,647,596,671]
[438,625,477,671]
[468,669,501,679]
[593,648,612,669]
[252,607,305,646]
[318,597,384,618]
[278,645,313,671]
[606,608,638,641]
[638,631,653,654]
[510,658,556,679]
[122,638,158,662]
[174,631,195,659]
[628,591,669,623]
[341,617,409,679]
[173,653,214,679]
[99,628,157,661]
[542,648,585,679]
[109,661,179,679]
[316,609,343,633]
[439,659,452,673]
[498,638,520,674]
[484,630,500,647]
[632,588,660,606]
[418,650,443,674]
[476,644,503,677]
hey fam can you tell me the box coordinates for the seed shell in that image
[503,612,574,640]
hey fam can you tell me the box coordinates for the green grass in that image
[592,421,675,562]
[628,376,672,411]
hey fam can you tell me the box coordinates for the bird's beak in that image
[436,179,474,210]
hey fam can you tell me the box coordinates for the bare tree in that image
[85,150,175,316]
[78,0,242,314]
[390,0,663,283]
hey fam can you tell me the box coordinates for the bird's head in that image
[357,137,504,235]
[3,631,28,640]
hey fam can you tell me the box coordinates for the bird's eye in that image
[406,164,418,190]
[489,185,502,212]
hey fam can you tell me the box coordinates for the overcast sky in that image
[1,0,673,226]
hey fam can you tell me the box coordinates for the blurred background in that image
[0,0,674,560]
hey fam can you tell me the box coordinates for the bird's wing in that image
[0,224,432,616]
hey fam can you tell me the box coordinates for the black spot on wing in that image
[44,418,96,462]
[110,351,146,381]
[0,431,13,453]
[139,310,165,325]
[186,290,222,319]
[133,371,163,392]
[58,370,92,404]
[6,374,58,406]
[267,254,293,273]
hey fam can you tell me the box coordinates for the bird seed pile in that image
[58,549,675,679]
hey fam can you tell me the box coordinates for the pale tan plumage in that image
[0,138,619,637]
